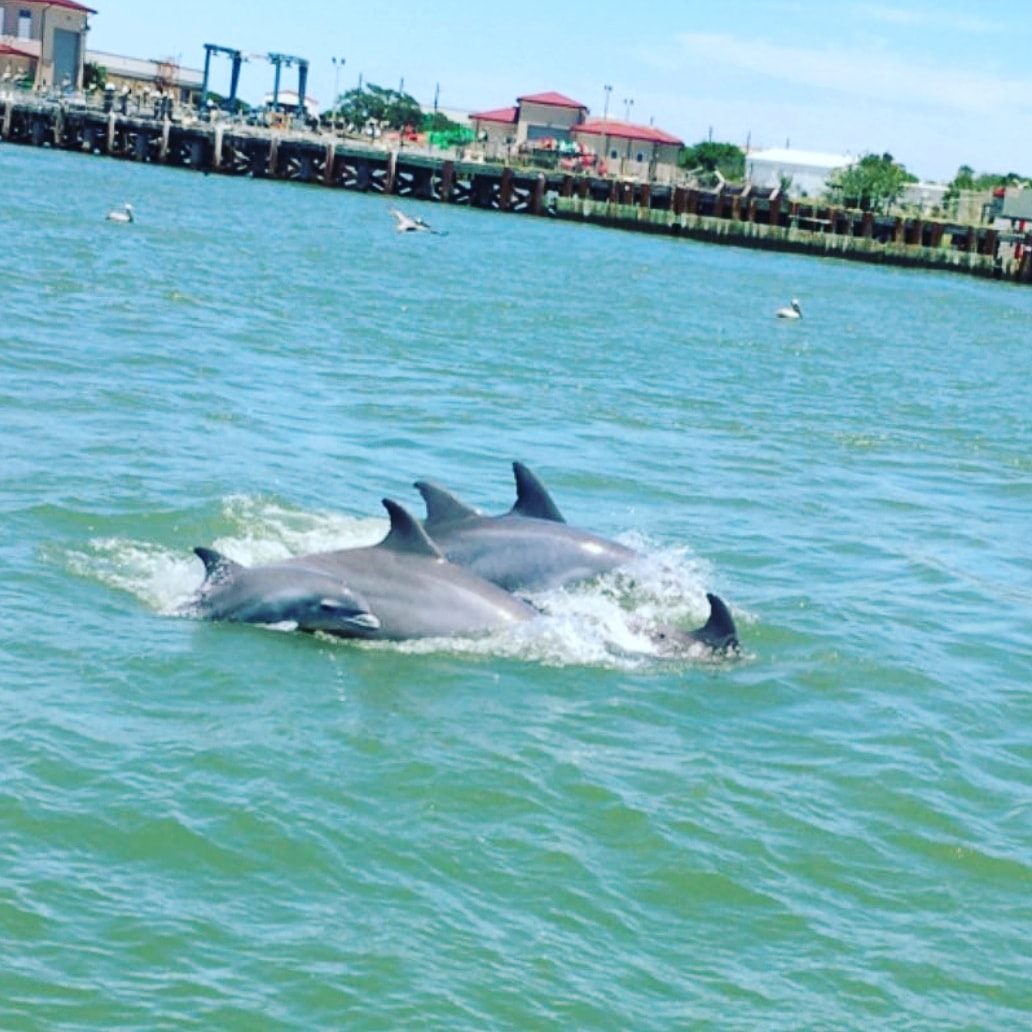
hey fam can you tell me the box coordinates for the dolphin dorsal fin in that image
[193,546,243,583]
[379,499,444,558]
[510,462,566,523]
[413,480,478,527]
[699,593,739,651]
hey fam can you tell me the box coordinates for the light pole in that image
[602,84,612,175]
[332,56,345,133]
[623,97,634,122]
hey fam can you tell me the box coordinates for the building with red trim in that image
[572,118,684,183]
[470,89,683,182]
[470,91,589,158]
[0,0,94,89]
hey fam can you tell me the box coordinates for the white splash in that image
[56,497,742,668]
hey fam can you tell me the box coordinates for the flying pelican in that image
[105,203,135,224]
[776,298,802,319]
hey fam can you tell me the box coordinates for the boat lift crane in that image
[198,44,310,122]
[199,43,243,113]
[266,52,309,119]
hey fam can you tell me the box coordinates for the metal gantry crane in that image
[198,44,311,122]
[266,52,310,119]
[199,44,243,113]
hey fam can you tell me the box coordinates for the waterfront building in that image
[86,49,203,107]
[468,103,518,156]
[470,90,682,181]
[746,147,856,198]
[262,88,319,119]
[0,0,93,89]
[571,118,683,183]
[470,92,588,160]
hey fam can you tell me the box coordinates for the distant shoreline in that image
[4,93,1027,285]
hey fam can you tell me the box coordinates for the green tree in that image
[678,140,745,181]
[827,152,915,212]
[83,61,106,91]
[334,83,423,133]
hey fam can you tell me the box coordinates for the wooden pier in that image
[3,93,1030,284]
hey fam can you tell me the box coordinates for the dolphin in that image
[652,593,740,656]
[285,499,538,640]
[413,462,638,593]
[183,548,381,635]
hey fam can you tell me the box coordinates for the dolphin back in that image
[414,481,479,529]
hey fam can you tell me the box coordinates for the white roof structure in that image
[746,148,856,197]
[747,147,854,169]
[263,89,319,117]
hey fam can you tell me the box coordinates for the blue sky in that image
[84,0,1031,181]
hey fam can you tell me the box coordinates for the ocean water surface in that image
[1,142,1030,1029]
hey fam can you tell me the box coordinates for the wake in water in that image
[57,497,743,669]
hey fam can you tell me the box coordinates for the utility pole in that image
[602,83,612,175]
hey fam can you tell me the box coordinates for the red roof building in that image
[468,88,684,183]
[0,0,95,88]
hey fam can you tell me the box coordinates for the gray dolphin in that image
[285,499,538,640]
[184,548,381,635]
[652,593,740,656]
[413,462,638,593]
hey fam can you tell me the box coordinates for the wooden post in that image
[862,211,874,239]
[268,136,279,178]
[769,190,781,226]
[639,182,650,210]
[532,173,545,215]
[324,140,336,185]
[965,226,977,253]
[439,160,454,202]
[106,111,116,154]
[160,117,170,162]
[892,217,905,244]
[385,149,397,193]
[747,198,758,223]
[1,101,11,139]
[499,166,513,210]
[686,188,699,215]
[212,123,224,171]
[561,174,573,198]
[983,228,998,257]
[673,186,686,216]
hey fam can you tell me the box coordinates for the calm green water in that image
[2,142,1030,1030]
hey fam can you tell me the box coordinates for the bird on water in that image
[105,203,135,224]
[776,298,802,319]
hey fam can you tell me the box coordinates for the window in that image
[610,148,618,160]
[636,151,645,163]
[18,9,32,39]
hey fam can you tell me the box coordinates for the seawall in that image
[3,92,1029,285]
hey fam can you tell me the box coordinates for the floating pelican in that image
[389,207,448,235]
[390,207,428,233]
[776,298,802,319]
[105,203,135,224]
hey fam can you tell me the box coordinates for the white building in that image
[900,180,949,214]
[746,147,855,198]
[263,89,318,117]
